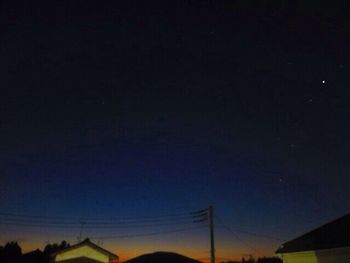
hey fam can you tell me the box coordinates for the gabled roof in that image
[53,256,108,263]
[22,249,45,262]
[124,251,202,263]
[52,238,118,260]
[23,249,43,257]
[276,213,350,254]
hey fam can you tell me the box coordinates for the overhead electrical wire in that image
[0,209,207,222]
[0,209,209,229]
[91,225,206,240]
[0,208,283,243]
[220,226,286,242]
[0,208,209,243]
[214,215,285,242]
[0,215,203,225]
[215,215,261,255]
[0,220,204,229]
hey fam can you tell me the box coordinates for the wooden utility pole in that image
[208,205,215,263]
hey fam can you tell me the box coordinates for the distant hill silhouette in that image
[21,249,45,263]
[124,251,202,263]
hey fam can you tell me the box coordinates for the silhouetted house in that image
[22,249,45,263]
[124,251,201,263]
[51,239,118,263]
[276,213,350,262]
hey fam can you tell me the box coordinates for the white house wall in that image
[55,245,109,263]
[279,246,350,263]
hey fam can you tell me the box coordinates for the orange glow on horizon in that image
[15,235,275,263]
[19,242,273,262]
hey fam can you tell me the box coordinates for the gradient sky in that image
[1,1,350,261]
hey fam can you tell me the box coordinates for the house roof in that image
[22,249,43,257]
[54,256,108,263]
[124,251,202,263]
[276,213,350,254]
[52,238,118,260]
[22,249,45,262]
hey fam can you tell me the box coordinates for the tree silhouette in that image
[0,241,22,262]
[43,240,70,256]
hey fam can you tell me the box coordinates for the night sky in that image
[1,1,350,261]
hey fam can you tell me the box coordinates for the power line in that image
[91,225,206,240]
[0,210,205,221]
[214,216,286,242]
[0,220,206,229]
[215,216,260,255]
[0,214,202,225]
[219,226,286,242]
[0,208,209,229]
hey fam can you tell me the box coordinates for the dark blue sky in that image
[1,0,350,260]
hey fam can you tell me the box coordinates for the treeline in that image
[0,240,70,263]
[1,241,282,263]
[220,257,282,263]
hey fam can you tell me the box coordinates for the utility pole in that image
[208,205,215,263]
